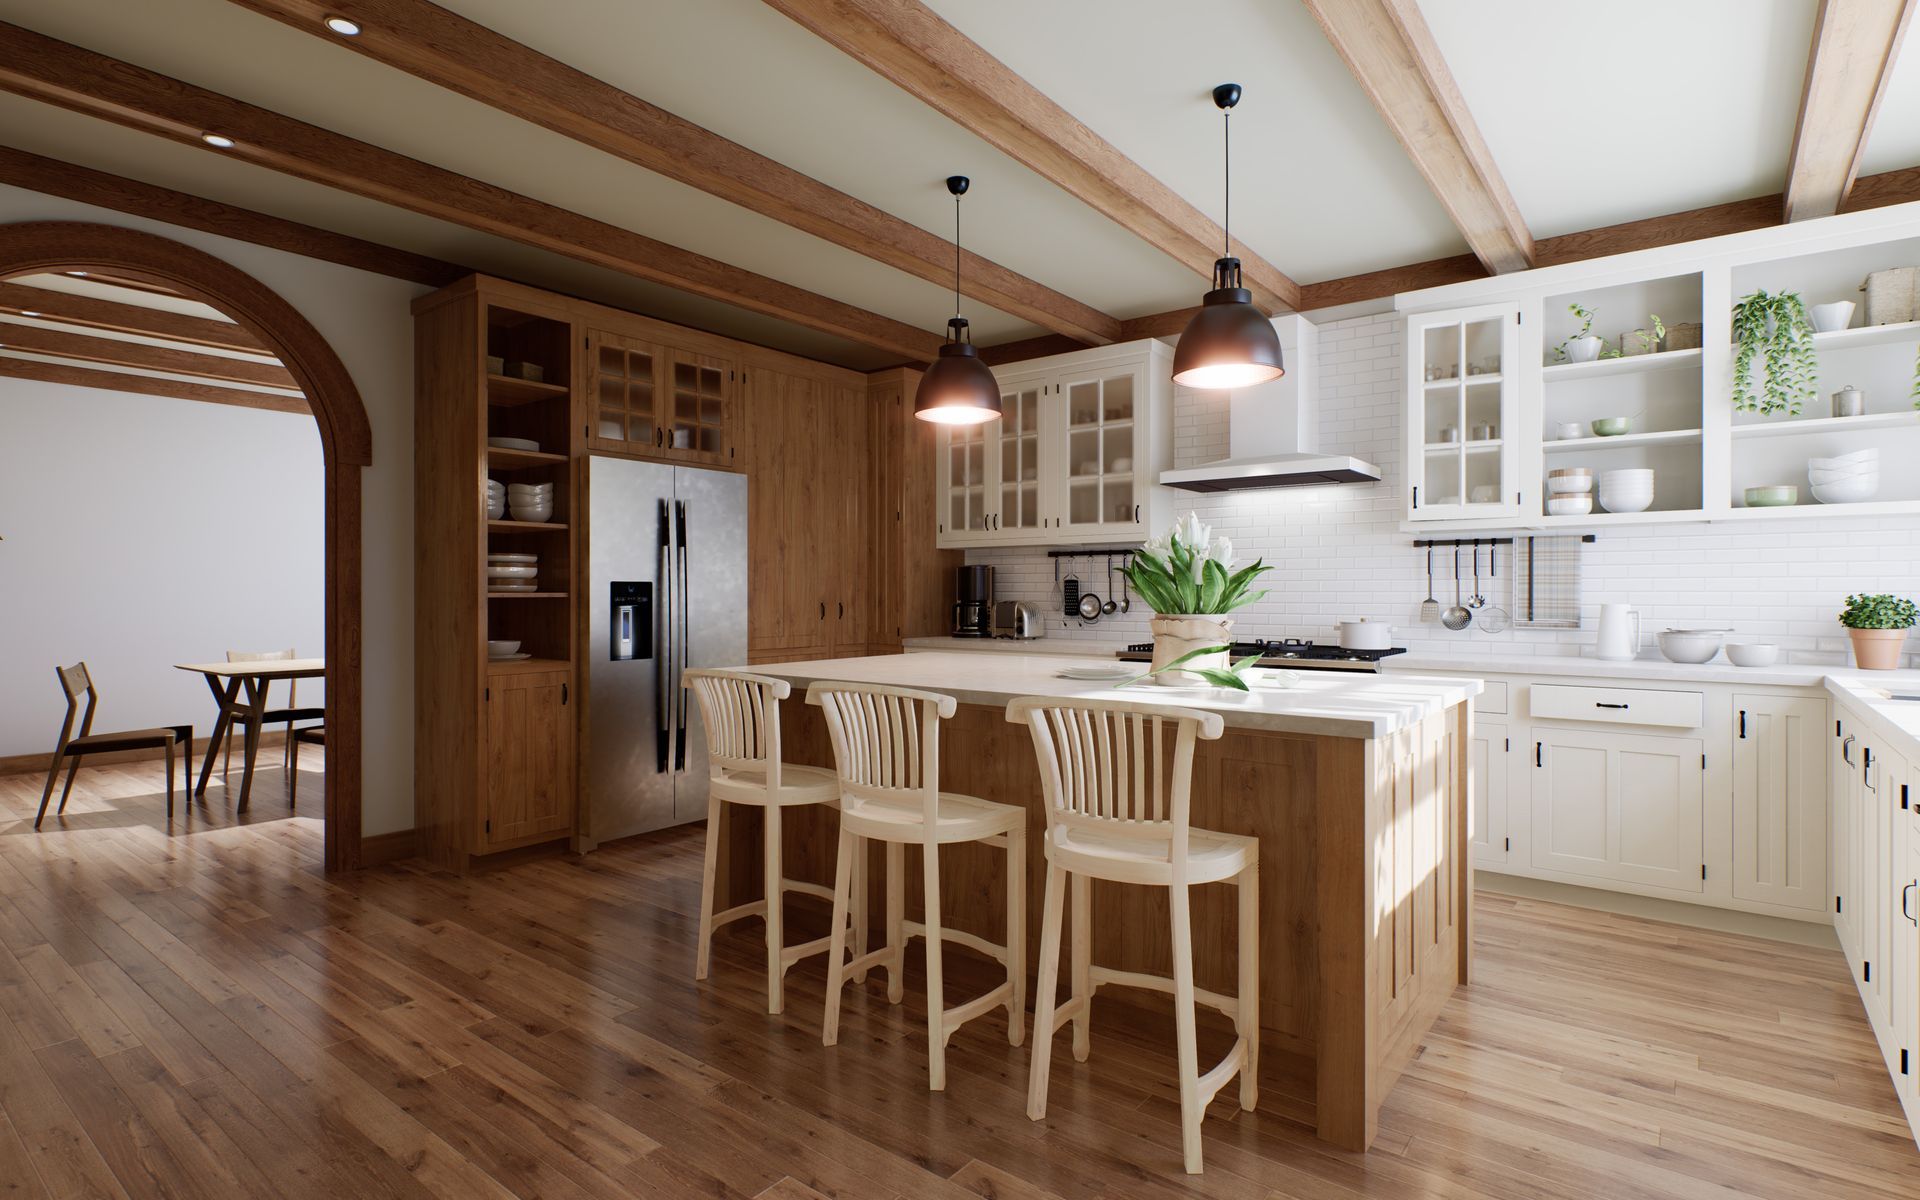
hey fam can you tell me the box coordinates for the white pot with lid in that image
[1334,618,1394,651]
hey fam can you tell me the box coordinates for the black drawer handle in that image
[1595,702,1630,710]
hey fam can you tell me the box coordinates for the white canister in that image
[1335,618,1394,651]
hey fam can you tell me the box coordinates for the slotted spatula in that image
[1420,546,1440,623]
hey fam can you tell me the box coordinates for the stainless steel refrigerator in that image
[587,456,747,844]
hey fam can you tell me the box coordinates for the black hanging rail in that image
[1412,535,1596,548]
[1045,546,1139,558]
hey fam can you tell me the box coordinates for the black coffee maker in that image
[951,565,994,638]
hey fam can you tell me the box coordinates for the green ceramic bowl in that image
[1743,485,1799,507]
[1590,416,1633,437]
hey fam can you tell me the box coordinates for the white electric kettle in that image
[1595,603,1641,661]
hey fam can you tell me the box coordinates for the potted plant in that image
[1731,290,1817,415]
[1553,303,1606,363]
[1123,513,1271,686]
[1839,593,1917,670]
[1623,313,1667,357]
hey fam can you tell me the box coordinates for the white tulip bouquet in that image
[1123,512,1271,616]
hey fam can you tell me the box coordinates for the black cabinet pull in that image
[819,602,826,620]
[1595,702,1629,710]
[561,683,569,705]
[1738,710,1746,739]
[1535,742,1543,767]
[1904,882,1917,925]
[838,601,844,619]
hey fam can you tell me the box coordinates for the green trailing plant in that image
[1121,644,1267,691]
[1552,302,1600,362]
[1731,290,1817,415]
[1122,513,1271,616]
[1628,313,1667,356]
[1839,593,1918,630]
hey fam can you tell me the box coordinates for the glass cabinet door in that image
[665,351,730,460]
[1406,304,1521,521]
[1059,365,1141,534]
[997,378,1046,533]
[940,421,995,538]
[591,331,661,449]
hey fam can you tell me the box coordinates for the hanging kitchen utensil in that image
[1442,546,1473,631]
[1467,539,1486,609]
[1063,564,1080,618]
[1478,542,1511,633]
[1102,555,1119,615]
[1077,590,1104,622]
[1420,546,1440,623]
[1119,557,1132,613]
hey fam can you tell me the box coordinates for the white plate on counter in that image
[1056,664,1137,682]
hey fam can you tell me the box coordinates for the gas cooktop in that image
[1117,638,1408,672]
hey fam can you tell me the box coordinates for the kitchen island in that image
[719,651,1479,1151]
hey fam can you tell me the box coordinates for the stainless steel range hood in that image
[1160,314,1381,492]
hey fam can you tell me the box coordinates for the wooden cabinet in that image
[866,368,963,653]
[484,667,574,848]
[587,328,736,465]
[935,339,1173,549]
[1730,693,1829,912]
[1529,727,1704,892]
[1469,717,1512,867]
[1404,303,1523,523]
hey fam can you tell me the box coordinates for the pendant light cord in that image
[1222,105,1231,261]
[954,190,962,323]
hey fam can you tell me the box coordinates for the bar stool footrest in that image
[938,981,1014,1048]
[902,920,1008,966]
[1194,1038,1250,1111]
[1090,965,1241,1021]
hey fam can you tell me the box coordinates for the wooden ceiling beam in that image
[0,321,297,388]
[0,24,944,362]
[0,279,269,352]
[1784,0,1917,222]
[0,355,307,413]
[758,0,1302,315]
[1302,0,1534,275]
[223,0,1120,345]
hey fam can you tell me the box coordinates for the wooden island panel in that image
[716,695,1470,1150]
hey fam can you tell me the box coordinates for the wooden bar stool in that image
[809,681,1026,1091]
[1007,696,1257,1175]
[685,669,864,1015]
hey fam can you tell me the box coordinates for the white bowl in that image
[1811,476,1880,504]
[1808,464,1880,486]
[1547,476,1595,494]
[1546,496,1593,516]
[1809,448,1879,469]
[488,436,540,452]
[1809,301,1856,333]
[509,504,554,522]
[488,552,537,562]
[507,484,553,495]
[487,501,506,520]
[1600,468,1654,484]
[487,639,521,657]
[1598,491,1653,514]
[486,564,539,579]
[1657,630,1723,664]
[1725,643,1780,668]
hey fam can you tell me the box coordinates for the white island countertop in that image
[751,651,1480,740]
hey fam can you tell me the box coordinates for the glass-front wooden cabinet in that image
[1405,303,1522,522]
[588,329,733,464]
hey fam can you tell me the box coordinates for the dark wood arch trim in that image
[1,221,371,871]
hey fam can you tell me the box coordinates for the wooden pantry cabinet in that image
[415,274,934,866]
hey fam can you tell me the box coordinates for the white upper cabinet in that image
[1398,204,1920,531]
[936,340,1172,549]
[1405,303,1523,522]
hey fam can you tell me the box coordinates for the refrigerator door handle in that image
[656,497,674,774]
[675,499,691,771]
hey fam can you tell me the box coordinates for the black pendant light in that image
[1172,83,1285,390]
[914,175,1002,425]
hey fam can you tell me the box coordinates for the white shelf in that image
[1544,429,1703,453]
[1424,438,1503,452]
[1731,411,1920,439]
[1717,498,1920,521]
[1535,508,1708,528]
[1543,347,1702,382]
[1807,320,1920,351]
[1423,373,1503,388]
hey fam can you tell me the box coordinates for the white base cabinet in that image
[1529,728,1704,893]
[1469,717,1512,868]
[1730,694,1830,913]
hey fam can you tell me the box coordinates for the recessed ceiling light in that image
[324,15,361,35]
[201,132,236,149]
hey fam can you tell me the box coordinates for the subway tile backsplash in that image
[967,312,1920,666]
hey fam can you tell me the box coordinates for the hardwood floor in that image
[0,763,1914,1199]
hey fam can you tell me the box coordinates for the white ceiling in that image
[0,0,1915,368]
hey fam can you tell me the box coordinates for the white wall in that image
[2,183,425,835]
[972,311,1920,666]
[0,379,324,755]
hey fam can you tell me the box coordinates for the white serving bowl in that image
[1811,476,1880,504]
[488,552,537,562]
[1725,643,1780,668]
[1809,448,1879,470]
[507,484,553,496]
[486,564,539,579]
[1598,491,1654,514]
[1808,464,1880,486]
[1657,629,1724,664]
[1546,496,1593,516]
[1547,477,1595,495]
[1600,468,1654,484]
[509,502,554,521]
[487,501,506,520]
[487,639,521,657]
[1809,301,1856,333]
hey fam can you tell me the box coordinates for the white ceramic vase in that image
[1565,335,1604,363]
[1149,614,1233,685]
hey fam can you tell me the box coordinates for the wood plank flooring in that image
[1,761,1915,1199]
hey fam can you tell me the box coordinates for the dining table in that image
[174,658,325,809]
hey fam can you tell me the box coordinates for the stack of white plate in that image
[485,478,505,520]
[488,552,539,592]
[1808,448,1879,504]
[1598,468,1654,514]
[508,482,553,523]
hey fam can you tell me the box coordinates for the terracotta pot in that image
[1847,627,1909,671]
[1149,614,1233,685]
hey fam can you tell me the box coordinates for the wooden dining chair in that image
[218,648,324,783]
[37,662,193,828]
[286,724,326,806]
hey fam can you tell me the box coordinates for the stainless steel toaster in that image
[992,600,1044,640]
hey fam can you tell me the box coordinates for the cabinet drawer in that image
[1474,680,1508,715]
[1530,683,1703,729]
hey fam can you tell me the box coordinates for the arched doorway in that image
[0,221,369,870]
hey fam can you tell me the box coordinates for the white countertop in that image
[901,636,1121,658]
[1822,670,1920,757]
[1384,650,1839,688]
[752,651,1480,740]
